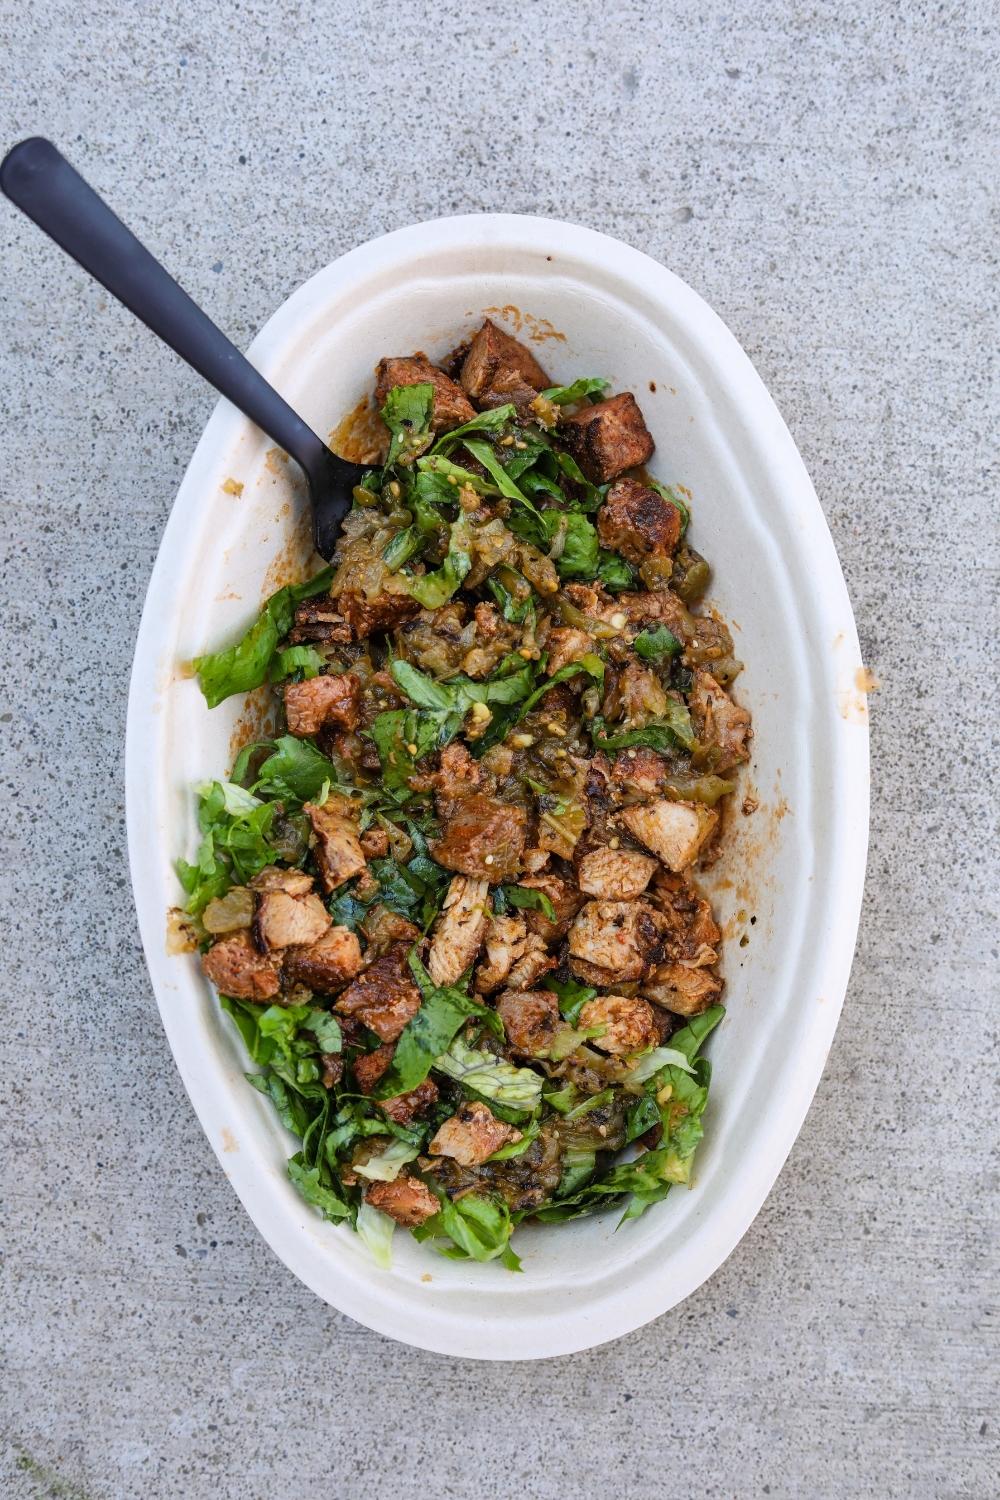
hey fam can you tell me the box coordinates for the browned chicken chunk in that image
[597,478,682,562]
[334,945,422,1042]
[611,747,671,798]
[304,796,367,892]
[576,845,658,900]
[561,392,654,483]
[517,873,586,941]
[567,899,666,985]
[282,925,363,991]
[287,595,351,645]
[648,870,721,966]
[618,799,719,872]
[474,915,526,993]
[375,353,475,432]
[202,930,281,1001]
[459,319,550,407]
[284,672,360,737]
[428,1101,523,1166]
[378,1078,439,1125]
[644,963,723,1016]
[688,669,752,772]
[364,1173,439,1226]
[429,793,528,882]
[359,827,391,859]
[338,589,421,640]
[544,626,596,676]
[428,876,490,986]
[353,1042,395,1093]
[249,866,315,897]
[253,889,331,952]
[578,993,660,1056]
[496,988,562,1059]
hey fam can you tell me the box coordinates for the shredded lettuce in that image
[434,1036,543,1113]
[373,952,493,1100]
[353,1139,421,1183]
[356,1200,396,1268]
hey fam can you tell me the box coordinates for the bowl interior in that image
[129,217,868,1357]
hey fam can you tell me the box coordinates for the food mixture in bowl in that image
[176,318,752,1270]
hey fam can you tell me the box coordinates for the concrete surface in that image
[1,2,996,1496]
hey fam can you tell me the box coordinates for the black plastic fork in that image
[0,137,366,559]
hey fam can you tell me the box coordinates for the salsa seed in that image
[610,611,627,629]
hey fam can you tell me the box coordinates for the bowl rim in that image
[126,213,870,1358]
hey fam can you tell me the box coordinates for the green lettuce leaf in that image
[405,515,473,608]
[269,644,325,682]
[542,975,597,1026]
[433,1035,543,1114]
[590,698,695,754]
[356,1200,396,1267]
[416,1192,521,1269]
[373,952,490,1099]
[287,1155,351,1222]
[431,404,517,453]
[253,735,341,804]
[633,625,682,662]
[382,383,435,467]
[542,377,609,405]
[192,567,334,708]
[498,884,556,922]
[596,551,635,591]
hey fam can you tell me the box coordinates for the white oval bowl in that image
[126,214,869,1359]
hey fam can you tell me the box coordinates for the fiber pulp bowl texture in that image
[126,214,870,1359]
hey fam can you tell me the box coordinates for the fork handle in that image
[0,137,330,476]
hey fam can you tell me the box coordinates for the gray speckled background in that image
[1,2,997,1496]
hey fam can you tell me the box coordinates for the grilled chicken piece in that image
[544,626,595,676]
[283,925,363,991]
[202,930,281,1001]
[378,1078,439,1125]
[249,866,315,897]
[334,945,422,1042]
[428,1101,522,1166]
[576,845,658,900]
[359,827,391,859]
[283,672,360,737]
[578,993,660,1056]
[496,988,562,1059]
[338,589,421,640]
[409,740,482,820]
[304,796,366,892]
[253,890,331,952]
[287,595,352,645]
[428,877,490,986]
[429,793,528,882]
[375,353,476,432]
[644,963,723,1016]
[474,915,525,993]
[516,873,585,942]
[353,1042,395,1093]
[361,904,422,957]
[459,319,550,406]
[522,847,551,874]
[364,1173,439,1226]
[561,392,654,483]
[597,477,683,562]
[611,747,671,799]
[648,870,721,966]
[688,669,752,772]
[618,799,719,872]
[507,932,557,990]
[567,899,666,985]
